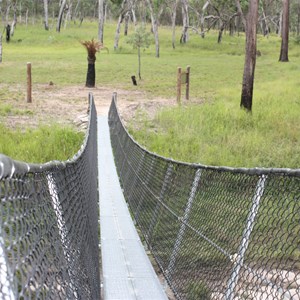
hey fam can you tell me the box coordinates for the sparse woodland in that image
[0,0,299,167]
[1,0,299,111]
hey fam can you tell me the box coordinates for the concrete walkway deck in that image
[98,116,168,300]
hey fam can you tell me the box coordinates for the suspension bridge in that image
[0,93,299,300]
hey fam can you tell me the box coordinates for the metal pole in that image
[128,152,145,200]
[225,174,267,300]
[135,156,155,223]
[147,163,173,241]
[47,174,79,300]
[166,168,202,282]
[0,232,16,299]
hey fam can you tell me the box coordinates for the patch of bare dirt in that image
[0,83,176,130]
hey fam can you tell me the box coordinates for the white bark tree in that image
[147,0,159,57]
[98,0,105,43]
[0,34,2,63]
[180,0,189,43]
[43,0,49,30]
[171,0,179,48]
[10,1,17,36]
[56,0,67,32]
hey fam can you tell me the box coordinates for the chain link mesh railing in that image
[109,93,300,300]
[0,93,100,299]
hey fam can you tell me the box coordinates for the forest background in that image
[0,0,299,168]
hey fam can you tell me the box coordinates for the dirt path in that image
[0,84,176,130]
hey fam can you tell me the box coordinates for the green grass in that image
[0,21,299,167]
[0,124,83,163]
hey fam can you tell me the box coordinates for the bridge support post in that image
[147,163,173,242]
[165,168,202,283]
[225,174,267,300]
[135,156,156,223]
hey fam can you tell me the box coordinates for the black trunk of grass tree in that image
[86,57,96,87]
[81,39,107,88]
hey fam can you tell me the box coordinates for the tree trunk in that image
[261,5,269,36]
[180,0,189,43]
[124,11,129,35]
[19,1,22,23]
[86,57,96,87]
[217,20,225,43]
[5,4,10,23]
[200,1,210,38]
[6,24,11,42]
[279,0,289,62]
[44,0,49,30]
[74,0,81,21]
[240,0,259,112]
[138,46,141,79]
[147,0,159,58]
[63,5,71,29]
[98,0,104,43]
[114,0,128,50]
[25,9,28,26]
[56,0,67,32]
[297,0,300,36]
[171,0,178,49]
[131,6,137,26]
[10,3,17,36]
[278,10,283,36]
[0,34,2,63]
[114,13,124,50]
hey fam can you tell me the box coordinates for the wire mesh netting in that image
[0,94,100,299]
[108,93,300,300]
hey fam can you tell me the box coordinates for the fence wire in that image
[0,93,100,300]
[109,93,300,300]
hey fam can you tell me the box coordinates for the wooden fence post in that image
[177,67,182,104]
[27,62,32,103]
[186,65,190,100]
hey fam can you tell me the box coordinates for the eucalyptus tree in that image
[205,0,238,43]
[180,0,189,43]
[113,0,135,50]
[56,0,67,32]
[297,0,300,35]
[98,0,104,42]
[236,0,260,112]
[43,0,49,30]
[146,0,161,57]
[170,0,179,48]
[187,0,240,41]
[146,0,170,57]
[279,0,289,61]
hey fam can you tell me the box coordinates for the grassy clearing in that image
[0,124,83,163]
[0,21,299,167]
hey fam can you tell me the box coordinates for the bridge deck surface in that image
[98,116,168,300]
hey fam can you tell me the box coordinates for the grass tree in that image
[127,25,151,80]
[81,39,105,88]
